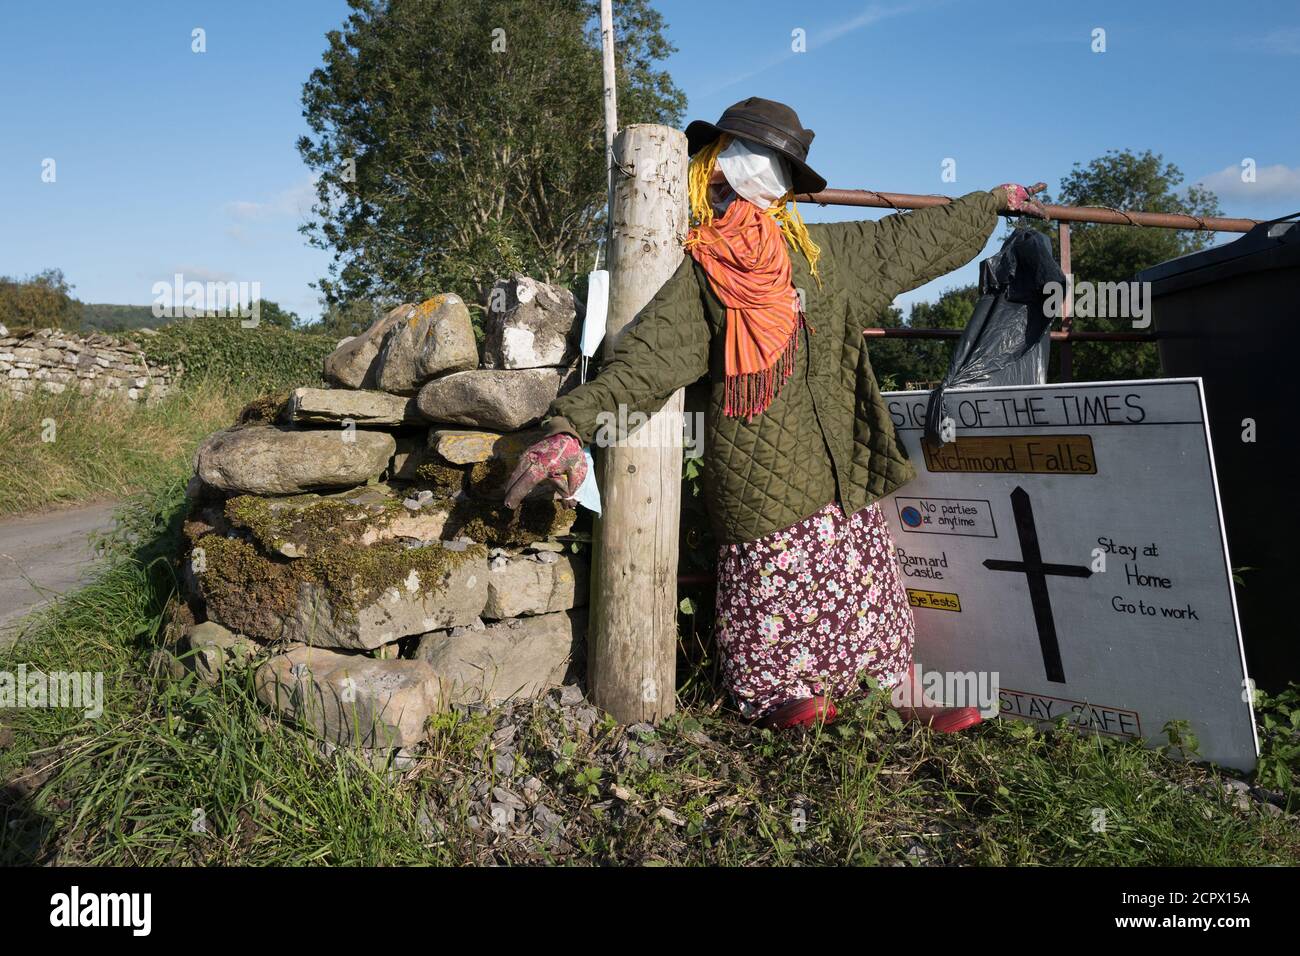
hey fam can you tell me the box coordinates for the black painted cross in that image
[983,485,1092,683]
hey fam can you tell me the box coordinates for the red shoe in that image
[900,705,983,734]
[758,696,837,730]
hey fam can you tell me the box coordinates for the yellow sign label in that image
[906,589,962,612]
[922,435,1097,475]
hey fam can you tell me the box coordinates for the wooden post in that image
[1058,221,1073,383]
[599,0,618,217]
[587,124,689,723]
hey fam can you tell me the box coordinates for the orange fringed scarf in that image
[686,198,806,419]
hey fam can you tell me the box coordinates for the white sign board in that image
[882,379,1257,769]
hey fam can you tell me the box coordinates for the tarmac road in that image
[0,501,119,650]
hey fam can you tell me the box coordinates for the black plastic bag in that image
[924,228,1064,447]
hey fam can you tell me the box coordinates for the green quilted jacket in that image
[546,189,1002,545]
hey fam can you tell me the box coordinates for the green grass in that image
[2,474,1296,865]
[0,379,253,516]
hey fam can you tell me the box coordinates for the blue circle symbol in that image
[901,506,922,528]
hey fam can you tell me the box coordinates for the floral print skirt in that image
[714,501,915,718]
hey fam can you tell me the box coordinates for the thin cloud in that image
[820,3,903,44]
[1234,27,1300,56]
[163,265,235,284]
[225,176,318,223]
[699,2,928,95]
[1197,163,1300,202]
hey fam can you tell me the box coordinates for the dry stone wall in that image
[175,277,593,755]
[0,323,174,402]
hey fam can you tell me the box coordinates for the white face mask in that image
[715,137,793,211]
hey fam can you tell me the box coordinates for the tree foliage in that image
[251,300,302,330]
[0,277,306,338]
[1019,149,1222,381]
[0,269,80,332]
[298,0,685,313]
[867,286,979,391]
[81,303,169,333]
[869,150,1226,388]
[305,298,394,339]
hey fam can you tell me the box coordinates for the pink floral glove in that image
[994,181,1049,219]
[503,434,588,509]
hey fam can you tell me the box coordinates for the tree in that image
[1019,149,1222,381]
[0,269,81,331]
[251,300,302,330]
[81,303,167,333]
[307,298,394,339]
[298,0,685,314]
[866,285,979,391]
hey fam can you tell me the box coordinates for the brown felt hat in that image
[685,97,827,195]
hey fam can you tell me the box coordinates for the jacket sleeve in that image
[818,189,1001,303]
[544,256,711,445]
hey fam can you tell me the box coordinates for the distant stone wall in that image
[0,323,175,402]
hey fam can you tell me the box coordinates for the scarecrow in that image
[505,98,1047,730]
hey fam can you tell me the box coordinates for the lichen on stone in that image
[466,457,510,497]
[445,498,576,546]
[413,294,450,322]
[193,534,301,636]
[192,445,567,635]
[305,538,486,612]
[196,529,488,632]
[411,460,467,498]
[225,493,397,554]
[236,389,290,425]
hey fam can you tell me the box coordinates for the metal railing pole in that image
[797,188,1261,233]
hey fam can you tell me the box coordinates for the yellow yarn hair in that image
[686,134,822,285]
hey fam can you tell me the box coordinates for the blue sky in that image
[1,0,1296,320]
